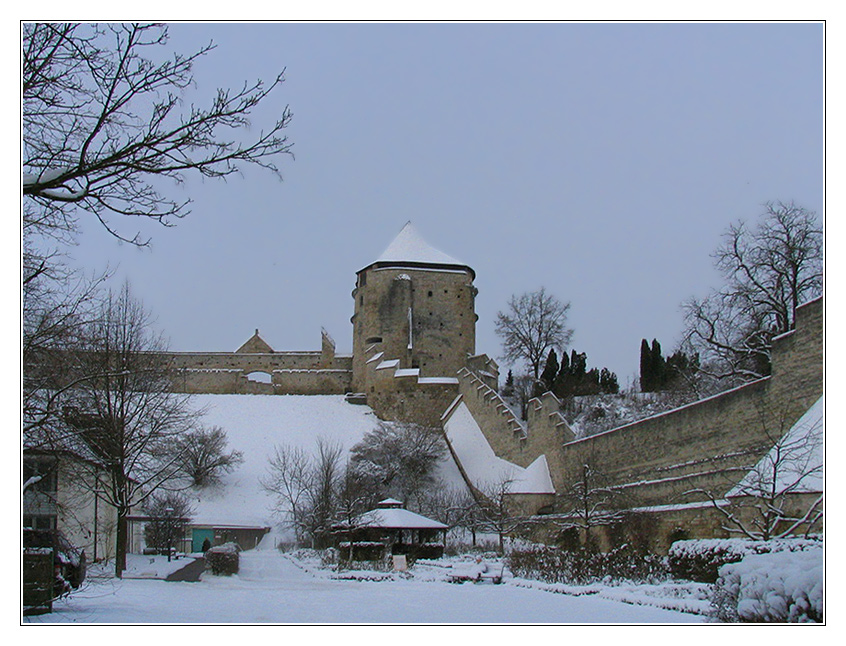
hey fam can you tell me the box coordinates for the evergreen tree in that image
[584,368,601,395]
[640,339,652,391]
[599,368,619,394]
[570,350,587,378]
[552,348,619,398]
[540,349,559,392]
[502,369,515,398]
[651,339,665,391]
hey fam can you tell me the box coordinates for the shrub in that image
[205,542,240,576]
[507,544,668,586]
[711,549,823,622]
[668,537,822,583]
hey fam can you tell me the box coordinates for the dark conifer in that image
[640,339,652,392]
[502,369,515,398]
[651,339,666,390]
[540,349,559,392]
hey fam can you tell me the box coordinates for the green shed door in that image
[192,528,215,553]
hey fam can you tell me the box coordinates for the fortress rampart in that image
[551,296,823,509]
[165,329,354,395]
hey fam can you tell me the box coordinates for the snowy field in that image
[184,394,467,529]
[25,548,705,624]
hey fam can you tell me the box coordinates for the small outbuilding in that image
[334,498,448,562]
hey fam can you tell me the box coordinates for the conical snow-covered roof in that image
[360,222,473,277]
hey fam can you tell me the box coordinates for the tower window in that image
[428,291,432,297]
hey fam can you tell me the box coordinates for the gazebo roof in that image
[354,501,447,530]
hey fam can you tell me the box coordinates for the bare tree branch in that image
[22,23,293,246]
[681,201,822,387]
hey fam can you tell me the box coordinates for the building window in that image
[428,291,433,297]
[24,458,58,495]
[23,515,56,531]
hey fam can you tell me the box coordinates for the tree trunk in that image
[115,509,128,578]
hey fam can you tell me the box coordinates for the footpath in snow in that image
[26,550,705,624]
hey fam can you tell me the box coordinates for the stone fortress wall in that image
[553,296,823,507]
[455,296,823,550]
[166,328,354,395]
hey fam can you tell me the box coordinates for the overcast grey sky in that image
[68,22,824,386]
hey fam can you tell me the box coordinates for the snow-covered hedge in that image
[711,549,823,622]
[205,542,240,576]
[508,544,668,586]
[668,537,821,583]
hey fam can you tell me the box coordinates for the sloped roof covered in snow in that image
[360,222,474,277]
[728,395,824,497]
[443,401,555,495]
[355,505,448,530]
[236,329,274,354]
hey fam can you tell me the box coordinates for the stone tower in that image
[351,222,478,395]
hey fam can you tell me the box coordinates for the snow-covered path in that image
[27,550,704,624]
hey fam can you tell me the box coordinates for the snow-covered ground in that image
[185,394,381,528]
[27,549,706,624]
[182,394,468,529]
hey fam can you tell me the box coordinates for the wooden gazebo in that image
[333,499,447,562]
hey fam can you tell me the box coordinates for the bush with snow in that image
[711,549,823,622]
[668,537,821,583]
[508,544,668,586]
[205,542,240,576]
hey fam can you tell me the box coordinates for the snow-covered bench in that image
[448,561,504,584]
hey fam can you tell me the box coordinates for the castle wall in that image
[453,369,576,480]
[550,297,823,511]
[166,351,354,395]
[455,367,527,463]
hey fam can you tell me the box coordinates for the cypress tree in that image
[554,351,570,398]
[540,349,559,392]
[640,339,652,391]
[651,339,665,390]
[502,369,515,398]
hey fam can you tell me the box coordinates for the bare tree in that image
[349,421,447,510]
[64,284,200,577]
[495,288,573,379]
[262,438,346,548]
[306,439,345,549]
[261,444,314,545]
[553,461,627,548]
[682,201,823,385]
[173,426,243,488]
[22,23,293,246]
[694,400,823,541]
[470,477,529,554]
[142,492,193,558]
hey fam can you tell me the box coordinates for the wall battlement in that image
[165,329,354,395]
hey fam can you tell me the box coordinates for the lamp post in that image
[164,507,174,562]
